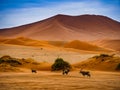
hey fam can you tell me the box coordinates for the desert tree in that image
[51,58,71,71]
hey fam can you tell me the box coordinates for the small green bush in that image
[51,58,71,71]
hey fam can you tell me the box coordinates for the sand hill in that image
[0,14,120,41]
[0,37,55,48]
[64,40,109,51]
[73,54,120,71]
[0,37,112,52]
[92,39,120,51]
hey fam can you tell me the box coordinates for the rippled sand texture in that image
[0,71,120,90]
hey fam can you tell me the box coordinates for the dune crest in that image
[0,14,120,41]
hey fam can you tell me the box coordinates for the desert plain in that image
[0,14,120,90]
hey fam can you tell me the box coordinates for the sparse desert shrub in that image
[0,55,42,72]
[99,54,109,57]
[116,63,120,70]
[92,55,99,59]
[51,58,71,71]
[0,55,22,66]
[0,55,11,60]
[92,54,111,60]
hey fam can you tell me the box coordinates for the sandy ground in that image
[0,71,120,90]
[0,44,98,64]
[0,44,119,90]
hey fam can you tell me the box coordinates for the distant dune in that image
[48,41,67,47]
[64,40,109,51]
[92,39,120,51]
[0,14,120,41]
[0,37,112,52]
[0,37,55,48]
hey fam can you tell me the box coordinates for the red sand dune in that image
[64,40,109,51]
[0,37,54,47]
[0,14,120,41]
[0,37,111,52]
[92,39,120,51]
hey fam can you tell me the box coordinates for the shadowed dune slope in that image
[0,14,120,41]
[92,39,120,51]
[47,41,67,47]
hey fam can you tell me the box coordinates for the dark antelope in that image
[31,69,37,73]
[62,68,70,75]
[80,69,91,77]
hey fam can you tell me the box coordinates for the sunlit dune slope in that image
[73,54,120,71]
[0,14,120,41]
[64,40,109,51]
[0,37,112,52]
[0,37,55,47]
